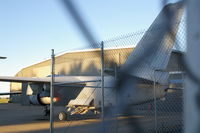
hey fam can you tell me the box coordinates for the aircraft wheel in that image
[58,112,67,121]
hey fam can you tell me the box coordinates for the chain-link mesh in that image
[51,12,186,132]
[0,0,194,133]
[36,1,187,133]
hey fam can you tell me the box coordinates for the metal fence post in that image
[50,49,55,133]
[115,64,118,133]
[101,41,105,123]
[153,70,158,133]
[185,0,200,133]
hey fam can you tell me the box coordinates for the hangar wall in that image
[9,47,184,104]
[10,47,184,93]
[10,47,133,92]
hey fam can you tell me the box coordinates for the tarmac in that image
[0,103,150,133]
[0,103,182,133]
[0,103,104,133]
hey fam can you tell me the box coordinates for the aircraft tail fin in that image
[122,2,184,84]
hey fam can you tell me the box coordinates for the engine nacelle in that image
[29,95,51,105]
[29,91,59,105]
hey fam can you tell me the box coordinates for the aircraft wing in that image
[0,92,21,95]
[0,76,101,84]
[0,76,51,83]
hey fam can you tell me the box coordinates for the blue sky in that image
[0,0,180,93]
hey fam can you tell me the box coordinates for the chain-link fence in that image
[51,4,186,132]
[3,0,200,132]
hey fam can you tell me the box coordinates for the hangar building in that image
[10,47,184,103]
